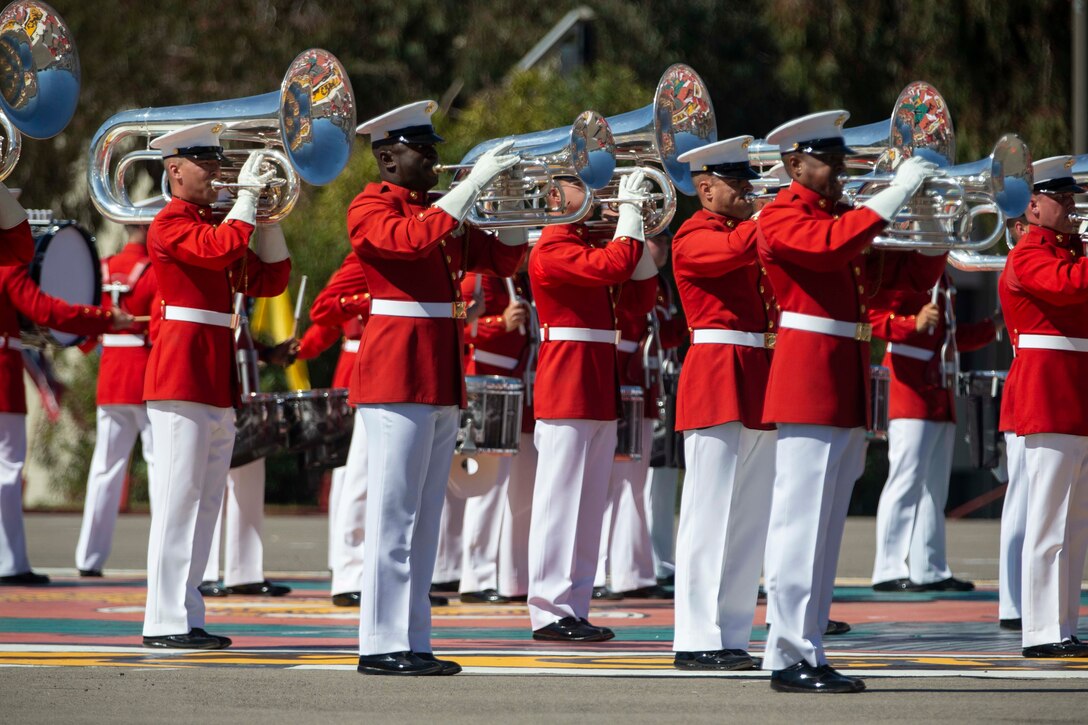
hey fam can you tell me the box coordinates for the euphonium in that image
[0,0,80,180]
[88,48,356,225]
[435,110,617,228]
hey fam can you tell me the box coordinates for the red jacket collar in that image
[375,180,430,206]
[1029,224,1080,252]
[695,207,748,229]
[786,180,839,210]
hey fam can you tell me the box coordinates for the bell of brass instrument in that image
[89,48,356,225]
[437,110,617,228]
[0,1,80,180]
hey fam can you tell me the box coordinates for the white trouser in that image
[762,424,867,671]
[357,403,459,655]
[75,404,154,572]
[0,412,29,577]
[596,420,656,593]
[143,401,235,637]
[497,433,537,597]
[1022,433,1088,647]
[204,458,266,587]
[331,416,367,596]
[646,465,679,580]
[872,419,955,585]
[433,491,465,585]
[674,422,777,652]
[999,432,1028,620]
[528,418,617,630]
[460,461,511,592]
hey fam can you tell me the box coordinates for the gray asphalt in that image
[6,514,1088,724]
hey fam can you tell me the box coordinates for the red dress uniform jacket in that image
[673,210,776,431]
[616,274,679,417]
[143,198,290,408]
[0,266,117,413]
[307,251,371,389]
[757,181,947,428]
[869,277,996,421]
[347,181,525,407]
[462,271,530,377]
[529,223,654,421]
[999,225,1088,436]
[0,221,33,266]
[997,273,1021,434]
[95,243,158,405]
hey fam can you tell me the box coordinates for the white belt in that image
[473,349,519,370]
[1018,333,1088,353]
[691,328,772,349]
[886,342,935,361]
[342,339,360,353]
[617,339,639,354]
[779,311,872,342]
[370,298,466,319]
[163,305,238,330]
[540,326,619,345]
[102,334,147,348]
[0,336,22,351]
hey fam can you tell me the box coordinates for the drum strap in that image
[886,342,935,361]
[342,339,361,353]
[472,349,519,369]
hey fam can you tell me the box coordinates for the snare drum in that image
[957,369,1008,469]
[616,386,644,461]
[282,388,352,454]
[231,392,286,468]
[457,376,524,455]
[303,389,355,470]
[868,365,890,441]
[23,222,101,347]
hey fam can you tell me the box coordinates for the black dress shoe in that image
[460,588,512,604]
[872,578,924,592]
[332,591,361,607]
[825,619,852,636]
[1022,640,1088,658]
[592,586,623,600]
[143,629,229,650]
[532,616,615,642]
[225,580,291,596]
[429,593,449,606]
[78,569,103,578]
[999,618,1022,631]
[919,576,975,592]
[357,651,443,675]
[620,585,673,599]
[198,580,228,597]
[674,649,757,671]
[0,571,50,585]
[414,652,462,675]
[757,586,767,601]
[769,661,865,693]
[657,574,675,588]
[506,594,528,603]
[430,580,460,593]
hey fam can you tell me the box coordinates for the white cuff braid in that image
[254,223,289,262]
[433,181,479,224]
[225,190,259,227]
[630,241,657,280]
[495,227,528,247]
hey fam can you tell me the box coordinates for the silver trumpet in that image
[0,1,81,180]
[88,48,356,225]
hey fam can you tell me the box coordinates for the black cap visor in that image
[705,161,760,180]
[790,137,856,156]
[372,124,445,148]
[1035,176,1086,194]
[168,145,229,163]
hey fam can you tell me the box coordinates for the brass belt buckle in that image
[229,314,240,330]
[855,322,872,342]
[764,332,777,350]
[452,301,467,319]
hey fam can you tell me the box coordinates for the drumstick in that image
[928,284,939,335]
[291,274,308,339]
[131,315,151,322]
[503,277,526,335]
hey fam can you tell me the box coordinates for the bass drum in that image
[23,222,101,347]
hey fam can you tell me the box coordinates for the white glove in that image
[225,151,275,227]
[630,241,657,280]
[0,182,27,229]
[434,140,520,223]
[253,223,289,262]
[495,227,528,246]
[614,168,650,243]
[862,156,940,222]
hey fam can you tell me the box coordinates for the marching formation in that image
[1,0,1087,696]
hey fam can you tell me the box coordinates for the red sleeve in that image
[868,290,925,342]
[531,234,643,288]
[0,221,33,266]
[759,205,885,271]
[463,273,510,343]
[673,220,758,276]
[6,267,116,335]
[874,251,947,294]
[297,323,342,360]
[618,277,658,317]
[465,226,526,278]
[348,192,458,260]
[310,253,371,327]
[956,318,997,353]
[155,216,255,270]
[1011,244,1088,306]
[233,251,290,298]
